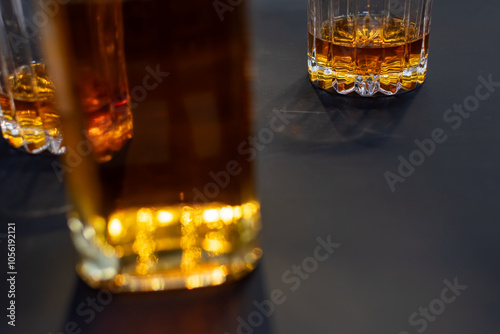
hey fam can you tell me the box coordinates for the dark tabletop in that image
[1,0,500,333]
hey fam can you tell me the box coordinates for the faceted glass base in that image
[308,58,428,97]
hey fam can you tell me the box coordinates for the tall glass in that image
[308,0,433,96]
[45,0,261,292]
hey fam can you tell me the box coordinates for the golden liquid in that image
[308,14,430,94]
[56,0,261,291]
[63,0,133,161]
[0,63,60,152]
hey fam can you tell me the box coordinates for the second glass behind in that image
[0,0,63,153]
[0,0,131,154]
[46,0,261,292]
[308,0,434,96]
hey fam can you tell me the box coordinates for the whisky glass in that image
[308,0,433,96]
[44,0,261,292]
[0,0,63,153]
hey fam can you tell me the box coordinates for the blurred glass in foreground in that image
[45,0,261,292]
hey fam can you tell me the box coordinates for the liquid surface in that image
[308,14,430,96]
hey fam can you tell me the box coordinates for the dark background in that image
[1,0,499,333]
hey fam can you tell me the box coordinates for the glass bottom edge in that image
[308,74,426,97]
